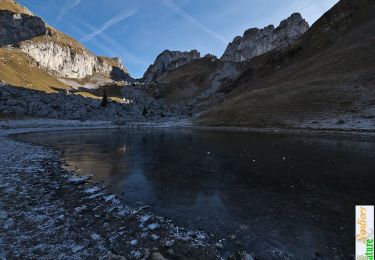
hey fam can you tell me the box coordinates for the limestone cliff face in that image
[221,13,309,62]
[19,40,130,80]
[143,50,200,83]
[0,5,131,81]
[19,40,99,79]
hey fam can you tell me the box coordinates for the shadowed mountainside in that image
[196,0,375,129]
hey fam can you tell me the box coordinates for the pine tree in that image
[142,106,148,116]
[101,90,108,107]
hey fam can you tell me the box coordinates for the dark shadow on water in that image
[18,129,375,259]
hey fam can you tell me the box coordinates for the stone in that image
[240,252,254,260]
[151,234,159,241]
[147,223,159,231]
[151,252,167,260]
[215,242,224,250]
[165,240,174,248]
[221,13,309,62]
[107,251,128,260]
[143,50,200,83]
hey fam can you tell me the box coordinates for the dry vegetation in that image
[29,26,89,55]
[198,0,375,127]
[0,0,31,14]
[0,48,69,92]
[151,57,221,103]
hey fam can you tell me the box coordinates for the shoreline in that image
[1,117,374,259]
[188,125,375,141]
[2,117,375,141]
[0,119,227,260]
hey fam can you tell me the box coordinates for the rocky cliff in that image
[143,50,200,83]
[0,1,131,83]
[200,0,375,129]
[18,37,129,80]
[0,10,46,47]
[221,13,309,62]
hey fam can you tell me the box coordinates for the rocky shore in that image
[0,119,258,260]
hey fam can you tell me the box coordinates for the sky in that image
[18,0,339,79]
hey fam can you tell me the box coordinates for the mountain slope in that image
[197,0,375,130]
[141,13,310,116]
[0,0,132,92]
[0,0,31,14]
[221,13,309,62]
[0,48,69,92]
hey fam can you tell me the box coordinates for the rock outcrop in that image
[19,39,130,80]
[0,10,46,47]
[0,4,132,82]
[143,50,200,83]
[221,13,309,62]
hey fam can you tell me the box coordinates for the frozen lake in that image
[19,128,375,259]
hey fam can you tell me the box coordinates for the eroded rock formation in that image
[0,8,131,81]
[143,50,200,83]
[221,13,309,62]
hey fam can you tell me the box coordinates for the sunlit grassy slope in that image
[0,48,69,92]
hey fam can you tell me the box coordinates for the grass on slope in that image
[0,48,69,92]
[0,0,31,14]
[198,0,375,127]
[29,27,89,55]
[151,57,221,103]
[0,0,89,55]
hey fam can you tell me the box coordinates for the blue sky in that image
[18,0,339,78]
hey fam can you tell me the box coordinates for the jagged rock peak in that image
[143,50,200,83]
[221,13,309,62]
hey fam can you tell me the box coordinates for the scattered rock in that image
[165,240,174,247]
[67,176,89,185]
[151,234,159,241]
[107,251,127,260]
[215,242,224,250]
[148,223,160,231]
[151,252,167,260]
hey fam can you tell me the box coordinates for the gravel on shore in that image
[0,119,225,260]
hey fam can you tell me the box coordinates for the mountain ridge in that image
[0,0,133,91]
[197,0,375,129]
[221,13,309,62]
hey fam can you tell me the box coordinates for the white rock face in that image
[0,9,131,80]
[143,50,200,83]
[221,13,309,62]
[19,41,97,79]
[19,40,131,80]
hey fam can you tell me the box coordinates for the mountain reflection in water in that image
[19,129,375,259]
